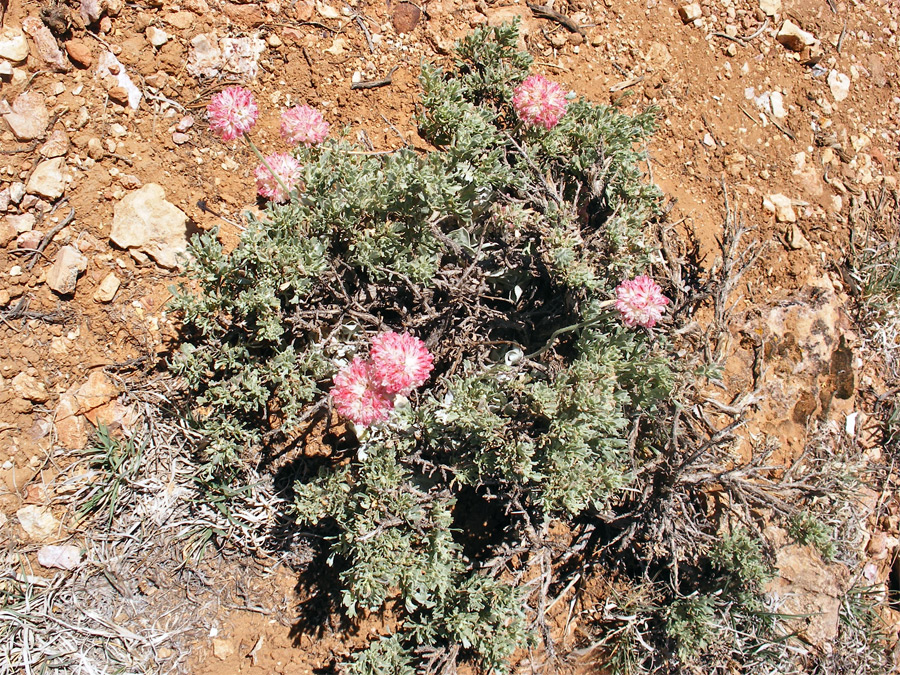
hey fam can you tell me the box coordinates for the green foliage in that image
[77,425,144,528]
[174,22,670,671]
[710,529,772,592]
[665,594,717,661]
[788,511,837,561]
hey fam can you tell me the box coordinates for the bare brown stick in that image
[527,3,585,36]
[355,15,375,53]
[27,207,75,271]
[351,66,398,90]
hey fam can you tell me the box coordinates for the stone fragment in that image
[93,272,120,302]
[26,158,69,200]
[17,506,61,541]
[786,223,811,250]
[763,193,796,223]
[0,26,30,62]
[87,137,104,159]
[47,245,88,295]
[678,3,702,22]
[213,639,235,660]
[65,39,93,67]
[769,91,787,119]
[96,52,142,109]
[40,129,69,158]
[2,91,50,141]
[17,230,43,250]
[766,545,848,645]
[146,26,169,46]
[38,544,82,570]
[108,86,130,105]
[172,132,190,144]
[7,213,34,233]
[392,2,421,33]
[186,33,221,78]
[0,61,11,79]
[12,372,50,402]
[0,187,8,211]
[776,20,817,52]
[9,182,25,204]
[80,0,103,25]
[759,0,780,16]
[22,17,72,72]
[55,393,87,449]
[827,70,850,102]
[76,371,118,414]
[110,183,188,269]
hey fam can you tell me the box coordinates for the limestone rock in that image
[776,20,817,52]
[786,223,811,251]
[38,544,82,570]
[763,193,796,223]
[93,272,120,302]
[0,26,30,62]
[110,183,188,269]
[12,372,50,402]
[146,26,169,46]
[75,370,118,415]
[17,506,61,541]
[26,158,69,200]
[22,17,72,72]
[55,393,88,449]
[2,91,50,141]
[759,0,781,16]
[827,70,850,102]
[678,3,702,23]
[766,545,848,646]
[40,129,69,158]
[46,245,88,295]
[96,52,142,110]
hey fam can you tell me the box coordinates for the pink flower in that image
[280,105,330,146]
[254,153,303,203]
[332,357,395,427]
[512,74,569,130]
[369,331,434,395]
[206,86,259,141]
[615,275,670,328]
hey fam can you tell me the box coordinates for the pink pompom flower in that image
[369,331,434,395]
[280,105,330,147]
[615,275,670,328]
[512,74,569,130]
[332,357,395,427]
[254,152,303,203]
[206,86,259,141]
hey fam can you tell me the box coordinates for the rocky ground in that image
[1,0,899,672]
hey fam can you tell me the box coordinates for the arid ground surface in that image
[2,0,900,672]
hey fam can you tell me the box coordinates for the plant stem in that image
[525,300,615,360]
[243,132,293,199]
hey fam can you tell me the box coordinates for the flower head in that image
[280,105,330,146]
[615,275,670,328]
[512,74,569,130]
[254,153,303,203]
[332,357,394,427]
[206,86,259,141]
[369,331,434,395]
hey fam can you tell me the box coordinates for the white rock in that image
[770,91,787,119]
[186,33,222,79]
[776,20,817,52]
[17,506,61,541]
[93,272,120,303]
[26,158,69,200]
[0,61,12,78]
[7,213,35,233]
[146,26,169,47]
[47,245,88,295]
[763,193,797,223]
[0,26,30,62]
[759,0,781,17]
[678,3,702,22]
[2,91,50,140]
[786,223,811,250]
[110,183,188,269]
[95,52,142,109]
[828,70,850,102]
[38,544,82,570]
[9,182,25,203]
[12,372,50,402]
